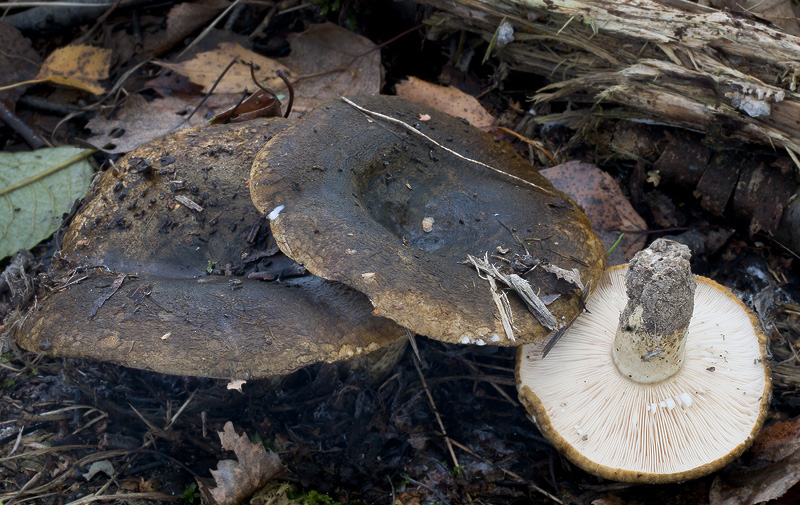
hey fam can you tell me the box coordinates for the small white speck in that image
[475,338,486,346]
[489,334,501,342]
[576,428,584,436]
[679,392,693,408]
[460,336,471,344]
[665,398,676,411]
[268,205,285,220]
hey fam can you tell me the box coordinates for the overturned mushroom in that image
[15,120,406,380]
[250,96,606,345]
[517,239,771,483]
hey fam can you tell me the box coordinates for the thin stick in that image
[486,125,557,166]
[176,0,244,60]
[411,349,459,470]
[447,438,564,504]
[0,101,46,149]
[340,96,556,196]
[175,58,238,130]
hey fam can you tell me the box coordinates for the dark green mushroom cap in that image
[250,95,606,346]
[15,120,406,379]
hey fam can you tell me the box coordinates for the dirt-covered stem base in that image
[612,239,695,384]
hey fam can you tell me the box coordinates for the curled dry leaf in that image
[199,422,281,505]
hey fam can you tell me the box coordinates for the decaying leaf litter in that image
[0,1,799,504]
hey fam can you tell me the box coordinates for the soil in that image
[1,1,799,504]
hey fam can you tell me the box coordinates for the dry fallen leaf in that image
[86,93,240,153]
[143,1,228,57]
[709,451,800,505]
[199,422,282,505]
[0,23,41,105]
[280,23,381,117]
[36,44,111,95]
[750,416,800,463]
[157,42,290,93]
[709,0,800,36]
[540,161,647,265]
[396,76,495,127]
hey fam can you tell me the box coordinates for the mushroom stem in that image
[611,239,695,384]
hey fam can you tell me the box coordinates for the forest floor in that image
[1,1,799,504]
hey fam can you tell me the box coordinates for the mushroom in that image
[516,239,771,483]
[249,95,606,345]
[15,120,407,380]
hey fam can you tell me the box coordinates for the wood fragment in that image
[541,263,584,291]
[88,273,126,319]
[419,0,800,168]
[487,276,517,342]
[467,254,558,331]
[174,195,203,212]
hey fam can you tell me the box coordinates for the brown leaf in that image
[157,42,290,94]
[200,422,282,505]
[144,1,228,57]
[35,44,111,95]
[540,161,647,265]
[86,93,241,153]
[708,0,800,36]
[280,23,380,117]
[396,76,495,127]
[0,22,41,106]
[709,450,800,505]
[750,416,800,463]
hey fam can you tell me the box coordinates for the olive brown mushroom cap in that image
[18,273,404,379]
[59,119,292,278]
[250,95,606,345]
[516,265,772,483]
[15,120,407,379]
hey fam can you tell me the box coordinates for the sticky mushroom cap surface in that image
[16,121,407,379]
[516,265,771,483]
[250,95,606,345]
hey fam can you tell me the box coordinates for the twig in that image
[175,58,238,130]
[340,96,556,196]
[411,347,459,470]
[0,101,46,149]
[486,125,557,166]
[176,0,245,60]
[404,328,426,367]
[456,357,518,406]
[447,438,564,504]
